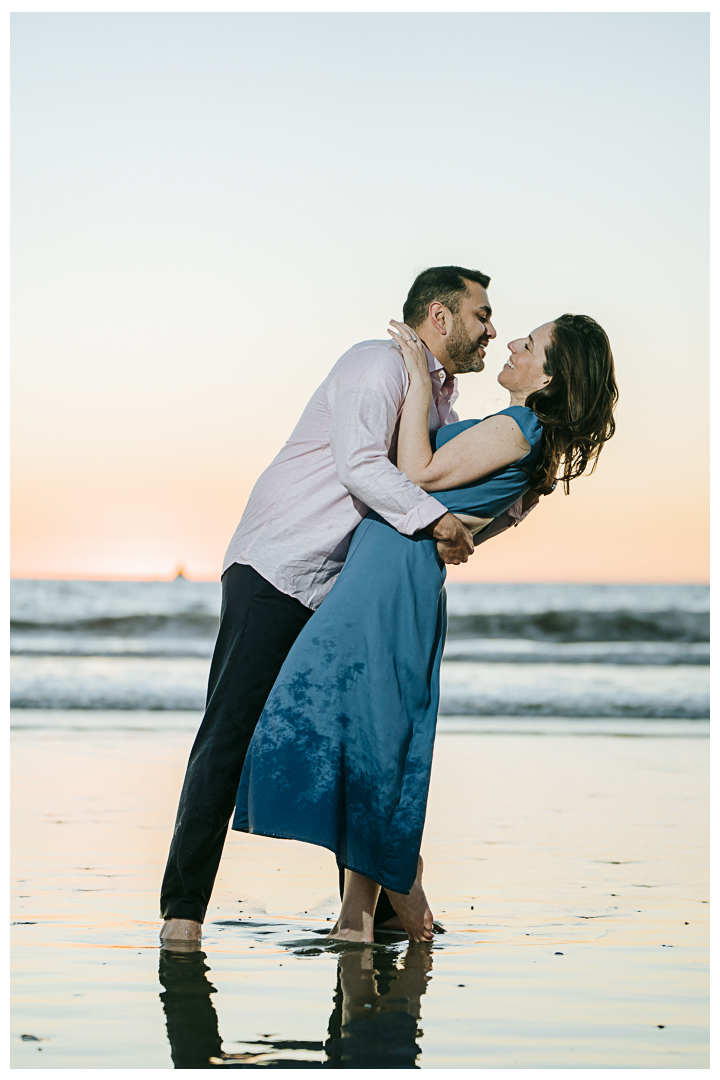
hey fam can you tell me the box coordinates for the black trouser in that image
[160,562,397,925]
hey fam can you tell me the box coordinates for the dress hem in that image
[232,822,412,896]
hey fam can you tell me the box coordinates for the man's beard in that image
[446,319,486,373]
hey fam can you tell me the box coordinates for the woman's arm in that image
[390,321,531,492]
[388,321,436,481]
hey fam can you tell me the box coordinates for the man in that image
[161,265,524,943]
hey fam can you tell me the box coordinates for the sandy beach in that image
[11,714,709,1069]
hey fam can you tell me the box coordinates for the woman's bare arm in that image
[407,416,531,491]
[388,322,435,480]
[390,321,531,492]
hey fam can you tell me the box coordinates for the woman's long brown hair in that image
[526,314,618,495]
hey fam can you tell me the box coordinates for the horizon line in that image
[9,573,710,586]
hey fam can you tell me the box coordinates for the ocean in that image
[10,579,709,734]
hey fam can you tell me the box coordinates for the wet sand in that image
[11,715,709,1068]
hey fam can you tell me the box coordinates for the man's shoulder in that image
[332,338,405,377]
[341,338,403,360]
[320,339,407,400]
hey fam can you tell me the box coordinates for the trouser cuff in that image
[161,900,207,924]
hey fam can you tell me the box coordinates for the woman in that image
[233,313,618,942]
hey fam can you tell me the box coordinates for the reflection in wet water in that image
[159,941,432,1068]
[325,942,431,1069]
[158,950,224,1068]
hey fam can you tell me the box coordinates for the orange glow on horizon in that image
[10,458,709,585]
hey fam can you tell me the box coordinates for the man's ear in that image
[428,301,449,336]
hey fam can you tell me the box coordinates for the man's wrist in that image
[428,512,455,541]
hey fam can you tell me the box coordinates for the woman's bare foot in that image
[328,870,380,943]
[374,913,405,931]
[160,918,202,943]
[327,918,375,943]
[385,856,434,942]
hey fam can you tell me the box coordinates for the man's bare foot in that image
[160,937,203,953]
[385,856,434,942]
[160,918,202,943]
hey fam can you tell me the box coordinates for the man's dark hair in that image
[402,266,491,328]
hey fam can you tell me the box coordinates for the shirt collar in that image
[390,338,457,398]
[425,346,444,375]
[425,346,456,386]
[425,346,459,409]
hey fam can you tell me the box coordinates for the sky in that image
[11,11,709,583]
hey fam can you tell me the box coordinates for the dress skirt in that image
[233,513,446,894]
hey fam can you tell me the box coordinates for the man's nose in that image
[485,320,497,339]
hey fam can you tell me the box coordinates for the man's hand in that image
[427,512,474,565]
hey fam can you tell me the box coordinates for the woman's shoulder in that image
[490,405,543,446]
[435,408,542,451]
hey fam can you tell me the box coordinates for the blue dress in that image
[233,407,543,894]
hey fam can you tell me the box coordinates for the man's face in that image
[444,281,496,375]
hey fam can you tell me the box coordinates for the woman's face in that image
[498,321,554,396]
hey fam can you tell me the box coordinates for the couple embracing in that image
[160,265,617,945]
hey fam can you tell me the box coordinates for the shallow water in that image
[11,721,709,1069]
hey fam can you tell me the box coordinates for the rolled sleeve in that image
[394,495,449,536]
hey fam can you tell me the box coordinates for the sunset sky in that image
[11,11,709,583]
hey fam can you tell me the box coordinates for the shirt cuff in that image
[394,495,448,536]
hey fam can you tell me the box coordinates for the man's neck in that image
[414,326,453,374]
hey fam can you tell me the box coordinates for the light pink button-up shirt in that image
[223,338,458,609]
